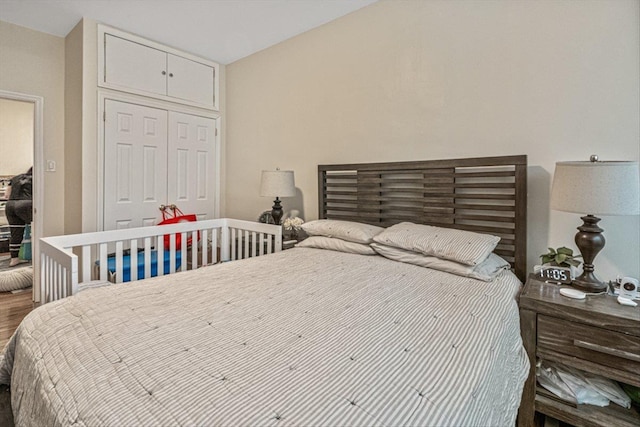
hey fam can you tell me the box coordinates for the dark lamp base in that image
[270,197,283,226]
[572,214,607,293]
[571,275,607,292]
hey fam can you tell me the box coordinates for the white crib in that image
[39,218,282,303]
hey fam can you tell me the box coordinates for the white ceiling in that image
[0,0,377,64]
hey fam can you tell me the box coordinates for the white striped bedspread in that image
[1,248,529,427]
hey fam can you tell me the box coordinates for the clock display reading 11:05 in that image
[537,267,572,284]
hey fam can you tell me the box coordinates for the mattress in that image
[1,247,529,426]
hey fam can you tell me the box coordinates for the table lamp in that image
[550,155,640,292]
[260,169,296,225]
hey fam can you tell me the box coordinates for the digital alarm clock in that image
[535,266,573,285]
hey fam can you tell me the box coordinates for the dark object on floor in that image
[0,384,14,427]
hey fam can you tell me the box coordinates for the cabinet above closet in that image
[98,25,219,110]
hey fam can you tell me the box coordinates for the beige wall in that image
[0,20,66,238]
[64,20,84,234]
[0,98,33,175]
[227,0,640,278]
[65,17,99,234]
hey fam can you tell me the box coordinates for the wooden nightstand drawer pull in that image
[574,339,640,362]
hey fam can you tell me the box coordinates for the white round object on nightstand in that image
[617,296,638,307]
[559,288,586,299]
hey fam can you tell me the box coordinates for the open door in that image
[0,90,44,303]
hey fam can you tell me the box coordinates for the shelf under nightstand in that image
[518,275,640,427]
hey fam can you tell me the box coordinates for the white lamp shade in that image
[260,170,296,198]
[551,161,640,216]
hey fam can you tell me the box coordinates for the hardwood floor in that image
[0,384,12,427]
[0,290,35,349]
[0,290,33,427]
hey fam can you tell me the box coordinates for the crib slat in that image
[251,232,257,258]
[130,239,138,282]
[231,228,236,261]
[82,246,91,283]
[61,264,66,298]
[236,229,241,260]
[40,253,46,302]
[259,234,265,256]
[53,263,59,301]
[169,234,176,274]
[202,229,209,266]
[211,230,217,264]
[47,256,53,303]
[57,264,62,299]
[39,252,44,301]
[181,232,189,271]
[99,243,108,282]
[157,235,165,277]
[220,226,230,261]
[144,237,152,279]
[48,260,53,303]
[115,241,124,284]
[49,262,54,303]
[243,230,249,259]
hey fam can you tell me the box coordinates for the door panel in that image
[104,100,168,231]
[167,112,216,220]
[167,54,215,106]
[105,35,167,96]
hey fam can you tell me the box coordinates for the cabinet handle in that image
[161,71,166,75]
[169,73,174,78]
[573,339,640,362]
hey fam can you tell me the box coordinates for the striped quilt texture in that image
[1,248,529,426]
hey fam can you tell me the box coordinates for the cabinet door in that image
[104,35,167,97]
[167,112,216,220]
[104,100,168,231]
[167,54,215,107]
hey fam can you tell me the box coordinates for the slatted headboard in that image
[318,155,527,282]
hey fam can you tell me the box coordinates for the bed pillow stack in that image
[296,220,509,282]
[297,220,383,255]
[371,222,509,282]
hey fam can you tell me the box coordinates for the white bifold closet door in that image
[103,99,216,231]
[104,99,168,230]
[167,111,216,221]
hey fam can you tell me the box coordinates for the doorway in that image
[0,90,44,303]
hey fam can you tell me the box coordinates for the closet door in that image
[167,54,215,107]
[104,100,168,230]
[104,34,167,97]
[167,112,216,220]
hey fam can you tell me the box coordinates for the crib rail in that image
[39,218,282,303]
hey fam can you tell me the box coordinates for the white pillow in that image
[296,236,377,255]
[301,220,384,244]
[370,243,510,282]
[372,222,500,266]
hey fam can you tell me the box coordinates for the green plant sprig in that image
[540,247,582,267]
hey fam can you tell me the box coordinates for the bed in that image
[1,155,529,426]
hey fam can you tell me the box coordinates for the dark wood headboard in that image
[318,155,527,282]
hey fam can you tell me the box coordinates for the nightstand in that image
[282,230,307,250]
[518,275,640,427]
[282,239,297,250]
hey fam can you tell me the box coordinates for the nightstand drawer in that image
[538,315,640,377]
